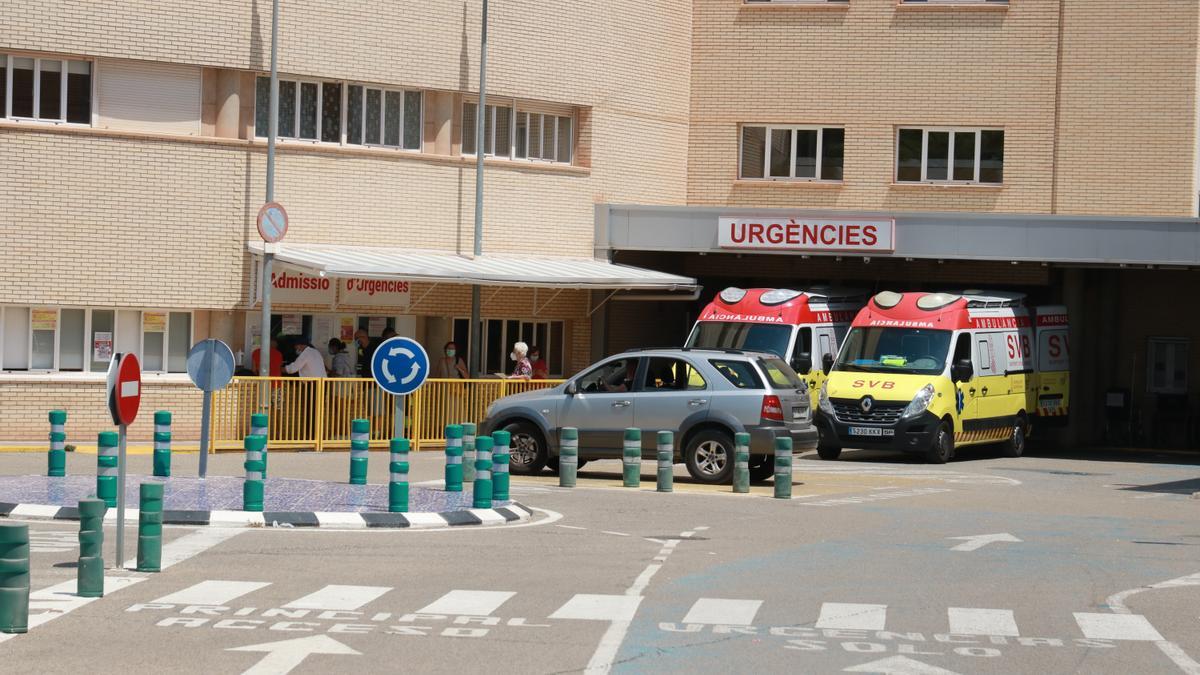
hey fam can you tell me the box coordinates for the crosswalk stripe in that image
[948,607,1019,636]
[153,581,272,606]
[681,598,762,626]
[549,594,643,622]
[1074,613,1164,641]
[815,602,887,630]
[283,585,392,611]
[418,590,516,616]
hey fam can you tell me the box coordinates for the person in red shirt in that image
[530,346,549,380]
[251,338,283,378]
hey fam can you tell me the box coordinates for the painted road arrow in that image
[228,634,360,675]
[844,655,961,674]
[947,533,1022,552]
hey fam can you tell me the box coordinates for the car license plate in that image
[792,407,805,421]
[849,427,893,437]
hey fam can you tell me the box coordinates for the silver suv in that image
[479,348,818,484]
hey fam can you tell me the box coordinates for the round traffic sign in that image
[371,337,430,396]
[186,339,236,393]
[110,353,141,426]
[256,201,289,243]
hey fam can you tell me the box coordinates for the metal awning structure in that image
[248,242,697,290]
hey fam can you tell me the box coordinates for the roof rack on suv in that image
[680,347,747,355]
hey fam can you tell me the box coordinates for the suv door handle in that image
[688,399,708,406]
[612,400,631,408]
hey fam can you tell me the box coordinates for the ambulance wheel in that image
[817,445,842,461]
[925,423,953,464]
[1001,416,1026,458]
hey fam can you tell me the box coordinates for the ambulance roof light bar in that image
[760,289,803,306]
[719,287,748,304]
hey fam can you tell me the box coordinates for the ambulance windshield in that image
[687,322,792,359]
[835,327,952,375]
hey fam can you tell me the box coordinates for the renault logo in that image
[860,396,874,413]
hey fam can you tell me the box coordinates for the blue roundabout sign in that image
[371,336,430,396]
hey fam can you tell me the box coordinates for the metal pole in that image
[468,0,488,378]
[115,424,127,570]
[393,394,405,440]
[199,392,211,479]
[259,0,280,389]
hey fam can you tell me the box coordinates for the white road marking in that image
[10,504,61,518]
[556,524,587,530]
[28,531,77,552]
[228,634,359,675]
[601,531,629,537]
[682,598,762,626]
[403,513,448,528]
[947,607,1019,636]
[550,594,643,622]
[1105,571,1200,674]
[468,509,507,525]
[843,655,961,674]
[154,581,272,606]
[313,512,366,529]
[283,585,391,611]
[418,590,515,616]
[694,526,710,531]
[947,533,1022,552]
[816,602,888,630]
[1074,613,1164,642]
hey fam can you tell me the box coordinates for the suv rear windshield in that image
[709,359,764,390]
[757,357,805,389]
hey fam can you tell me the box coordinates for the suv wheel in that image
[748,455,774,482]
[504,421,547,474]
[685,429,736,484]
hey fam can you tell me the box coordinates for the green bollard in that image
[733,432,751,494]
[76,499,105,599]
[243,434,265,512]
[623,428,641,488]
[559,427,578,488]
[774,436,793,500]
[473,436,494,509]
[462,422,477,483]
[96,431,118,508]
[444,424,463,492]
[48,410,67,477]
[136,482,163,573]
[250,413,269,478]
[0,522,30,633]
[656,431,673,493]
[349,418,369,485]
[492,430,511,502]
[153,410,172,478]
[389,438,410,513]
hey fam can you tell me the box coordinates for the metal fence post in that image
[733,432,750,494]
[774,437,793,500]
[623,428,641,488]
[48,410,67,477]
[559,427,578,488]
[656,431,673,493]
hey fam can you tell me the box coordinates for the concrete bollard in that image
[656,431,674,493]
[136,482,163,573]
[250,413,268,478]
[243,434,265,512]
[76,499,105,598]
[444,424,464,492]
[96,431,119,508]
[492,430,511,502]
[462,422,477,483]
[774,436,793,500]
[389,438,410,513]
[349,418,369,485]
[733,432,751,494]
[559,427,578,488]
[473,436,493,509]
[623,428,641,488]
[152,411,172,478]
[48,410,67,477]
[0,522,30,633]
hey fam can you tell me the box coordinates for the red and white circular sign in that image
[256,202,289,243]
[111,353,141,426]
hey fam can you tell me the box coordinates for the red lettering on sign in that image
[844,225,860,247]
[748,223,765,244]
[862,225,878,246]
[766,223,784,245]
[1048,335,1062,359]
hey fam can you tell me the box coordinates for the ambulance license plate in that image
[849,427,893,437]
[1041,398,1061,410]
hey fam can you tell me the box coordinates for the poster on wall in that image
[368,317,387,336]
[143,312,167,332]
[281,314,302,335]
[93,332,114,362]
[31,309,57,331]
[340,317,356,342]
[313,315,333,344]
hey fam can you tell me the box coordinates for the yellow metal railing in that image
[209,377,563,453]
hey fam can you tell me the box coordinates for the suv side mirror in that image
[565,381,578,396]
[792,353,813,375]
[951,359,973,383]
[821,353,834,375]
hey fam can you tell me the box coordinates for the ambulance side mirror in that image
[821,353,834,375]
[792,353,813,375]
[951,359,973,383]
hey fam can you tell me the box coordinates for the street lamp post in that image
[259,0,280,390]
[469,0,489,377]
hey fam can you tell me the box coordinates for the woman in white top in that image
[327,338,354,377]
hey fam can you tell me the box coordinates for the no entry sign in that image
[107,352,142,426]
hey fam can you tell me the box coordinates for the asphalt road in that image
[1,445,1198,674]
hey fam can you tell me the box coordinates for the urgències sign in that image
[718,217,895,253]
[269,270,411,307]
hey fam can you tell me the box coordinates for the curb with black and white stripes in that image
[0,501,534,530]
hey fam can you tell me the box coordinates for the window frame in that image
[462,98,517,160]
[255,76,422,152]
[739,124,844,182]
[895,126,1003,185]
[513,109,573,165]
[2,53,93,126]
[1147,337,1189,395]
[459,316,566,377]
[0,306,193,374]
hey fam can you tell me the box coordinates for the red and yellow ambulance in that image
[815,290,1070,463]
[685,287,867,406]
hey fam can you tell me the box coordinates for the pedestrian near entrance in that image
[327,338,353,377]
[354,329,376,378]
[251,338,283,378]
[285,339,327,378]
[436,341,469,379]
[530,346,549,380]
[505,342,533,380]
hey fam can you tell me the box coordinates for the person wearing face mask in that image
[506,341,533,380]
[436,341,469,379]
[529,345,549,380]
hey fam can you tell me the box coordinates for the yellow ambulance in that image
[814,290,1070,463]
